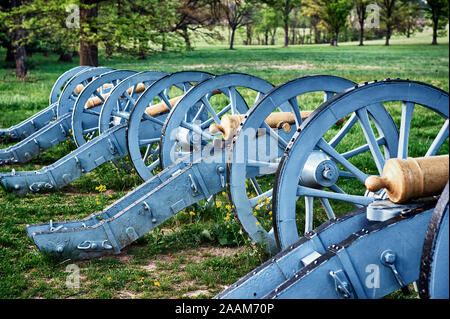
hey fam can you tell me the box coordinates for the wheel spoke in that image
[159,92,172,111]
[201,104,231,129]
[228,87,238,115]
[183,82,192,92]
[329,113,358,148]
[305,196,314,233]
[192,103,206,122]
[83,126,98,134]
[147,158,160,172]
[398,102,415,159]
[341,137,386,159]
[317,138,369,183]
[288,96,303,126]
[249,189,273,207]
[93,90,105,102]
[201,96,221,124]
[142,113,165,126]
[112,111,129,120]
[324,91,334,102]
[250,177,263,195]
[247,160,279,170]
[356,107,385,174]
[181,120,215,140]
[319,198,336,219]
[328,184,363,209]
[123,90,136,106]
[84,109,100,116]
[297,186,373,206]
[139,138,160,146]
[425,119,449,157]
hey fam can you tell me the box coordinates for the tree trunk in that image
[161,32,167,52]
[432,17,438,45]
[229,26,236,50]
[331,32,338,46]
[181,29,192,51]
[264,30,268,45]
[246,24,252,46]
[12,28,27,78]
[284,21,289,47]
[385,25,391,46]
[270,29,276,45]
[79,0,99,66]
[359,20,364,46]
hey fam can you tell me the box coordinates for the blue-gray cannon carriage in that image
[217,78,449,299]
[0,66,123,165]
[0,66,90,143]
[0,70,211,194]
[10,72,450,298]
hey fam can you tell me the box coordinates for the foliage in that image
[305,0,355,45]
[424,0,449,44]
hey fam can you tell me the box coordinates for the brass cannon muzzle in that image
[365,155,449,203]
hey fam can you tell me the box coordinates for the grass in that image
[0,31,448,299]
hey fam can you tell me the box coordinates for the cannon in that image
[0,67,117,165]
[0,66,91,143]
[0,70,217,194]
[23,74,357,260]
[216,79,449,299]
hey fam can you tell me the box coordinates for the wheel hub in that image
[300,151,339,188]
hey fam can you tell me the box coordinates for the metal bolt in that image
[383,252,396,264]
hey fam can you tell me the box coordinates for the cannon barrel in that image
[365,155,449,203]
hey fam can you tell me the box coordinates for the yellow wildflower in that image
[225,204,231,211]
[107,277,111,281]
[154,281,160,287]
[216,201,222,207]
[189,211,195,216]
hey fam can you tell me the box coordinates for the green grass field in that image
[0,31,448,299]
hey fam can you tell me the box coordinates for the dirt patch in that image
[268,63,314,70]
[116,251,135,264]
[118,290,143,299]
[182,62,315,71]
[183,289,210,298]
[140,246,249,272]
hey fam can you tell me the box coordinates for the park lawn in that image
[0,33,448,299]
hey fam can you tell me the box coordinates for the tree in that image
[353,0,371,45]
[263,0,303,47]
[397,0,424,38]
[376,0,404,46]
[254,4,280,45]
[0,0,29,77]
[213,0,253,50]
[424,0,449,45]
[171,0,218,51]
[306,0,354,46]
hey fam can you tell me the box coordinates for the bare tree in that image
[213,0,253,50]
